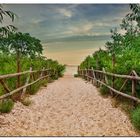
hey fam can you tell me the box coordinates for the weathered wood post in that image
[78,66,80,76]
[55,69,58,79]
[132,72,137,107]
[91,67,94,85]
[88,68,91,82]
[29,66,34,95]
[95,54,100,87]
[85,69,88,81]
[112,53,116,95]
[92,67,97,86]
[84,69,86,80]
[45,69,48,81]
[40,67,45,77]
[16,50,21,89]
[102,67,113,95]
[87,68,89,81]
[47,69,51,81]
[21,66,32,99]
[82,70,84,79]
[101,68,105,87]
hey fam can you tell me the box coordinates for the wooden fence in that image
[0,67,54,100]
[78,67,140,104]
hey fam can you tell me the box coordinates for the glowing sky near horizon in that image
[3,4,130,65]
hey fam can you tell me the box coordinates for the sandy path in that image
[0,75,138,136]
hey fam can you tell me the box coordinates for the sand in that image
[0,74,139,136]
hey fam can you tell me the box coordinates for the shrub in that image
[131,106,140,130]
[100,85,110,96]
[0,55,65,97]
[74,74,79,77]
[0,99,14,113]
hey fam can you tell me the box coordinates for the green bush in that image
[0,55,65,96]
[100,85,110,96]
[0,99,14,113]
[74,74,79,77]
[131,106,140,130]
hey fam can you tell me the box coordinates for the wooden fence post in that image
[79,68,81,76]
[119,71,133,92]
[86,69,87,80]
[92,67,96,86]
[96,72,100,88]
[45,70,48,80]
[82,70,84,78]
[87,69,89,81]
[102,68,113,96]
[84,69,86,80]
[91,67,94,85]
[112,53,116,95]
[40,67,45,77]
[132,72,137,106]
[78,66,80,76]
[80,69,82,76]
[88,69,91,82]
[21,67,32,99]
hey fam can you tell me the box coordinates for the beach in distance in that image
[43,40,106,65]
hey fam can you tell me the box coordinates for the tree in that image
[1,32,43,90]
[105,28,123,72]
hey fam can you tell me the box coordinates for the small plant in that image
[131,106,140,130]
[74,74,79,77]
[47,77,54,83]
[0,99,14,113]
[100,85,109,96]
[21,97,31,106]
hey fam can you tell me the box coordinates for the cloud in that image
[31,18,45,24]
[68,22,93,35]
[62,21,111,37]
[56,8,73,18]
[5,4,130,44]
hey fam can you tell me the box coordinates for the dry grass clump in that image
[21,97,32,106]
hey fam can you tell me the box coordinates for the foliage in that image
[0,4,17,37]
[0,54,65,96]
[79,4,140,96]
[100,85,110,96]
[131,106,140,130]
[74,74,79,77]
[0,32,43,57]
[79,4,140,130]
[0,99,14,113]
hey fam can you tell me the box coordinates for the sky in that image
[3,4,130,65]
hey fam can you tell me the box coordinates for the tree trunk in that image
[12,50,21,101]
